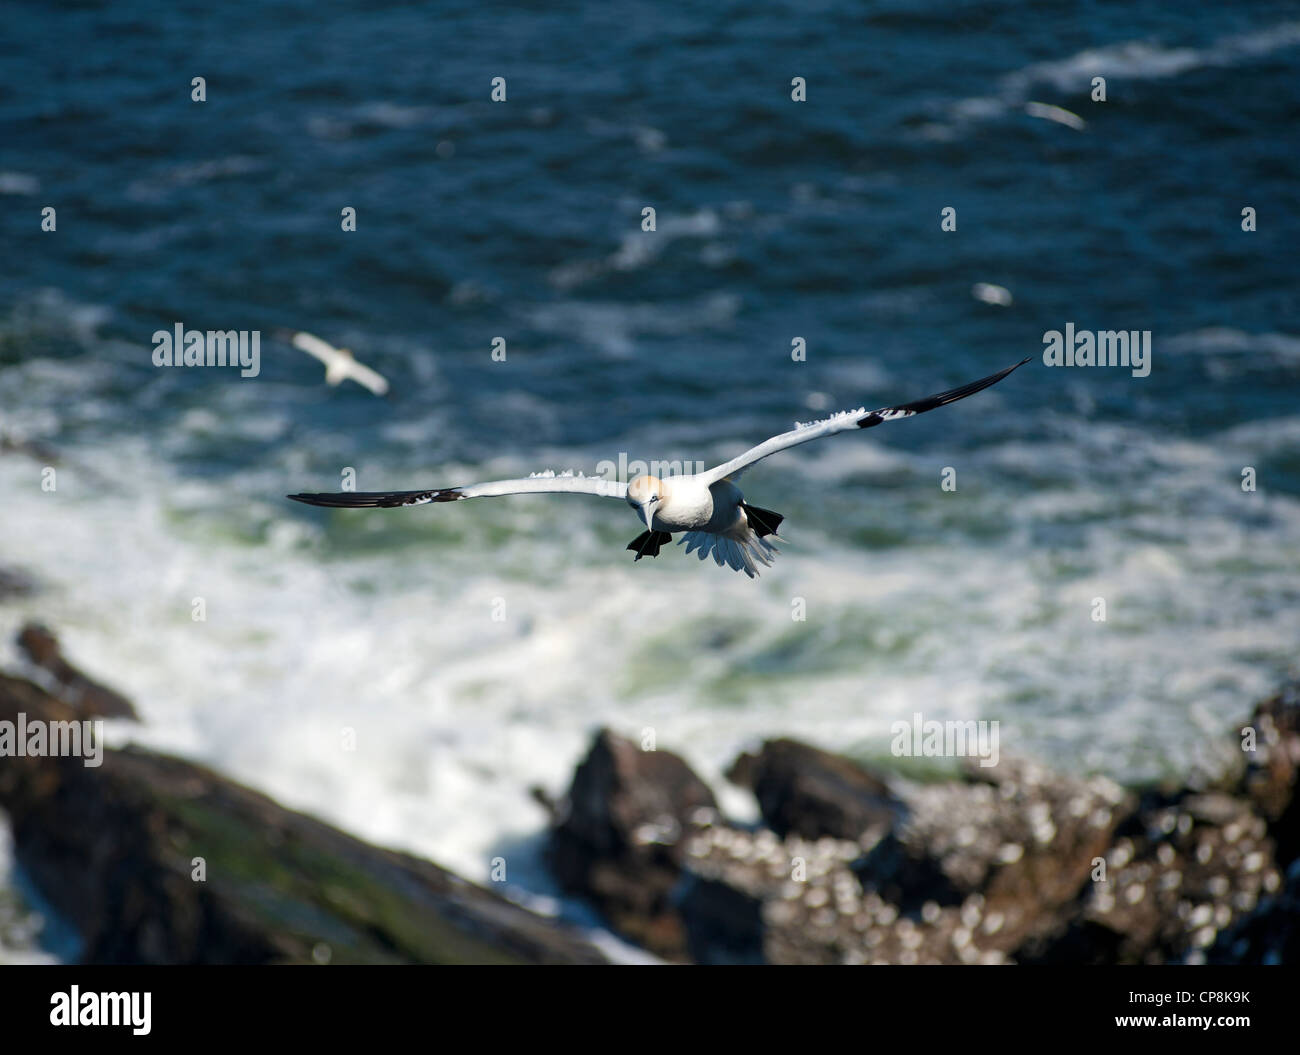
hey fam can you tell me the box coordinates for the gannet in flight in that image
[291,331,390,396]
[289,359,1029,577]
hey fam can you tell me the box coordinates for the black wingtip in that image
[287,492,344,507]
[286,491,391,508]
[858,357,1031,428]
[287,487,461,508]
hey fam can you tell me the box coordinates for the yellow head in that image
[626,474,666,531]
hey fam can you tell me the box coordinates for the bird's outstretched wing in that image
[290,331,342,367]
[334,359,389,397]
[288,471,626,508]
[291,331,389,396]
[701,357,1030,484]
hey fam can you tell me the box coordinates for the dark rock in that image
[548,728,717,960]
[680,822,1007,964]
[1238,684,1300,871]
[1017,918,1126,966]
[850,829,963,913]
[853,759,1130,954]
[1019,787,1282,965]
[0,673,607,964]
[1018,685,1300,965]
[677,755,1127,964]
[726,738,902,841]
[1206,858,1300,965]
[676,872,765,965]
[548,697,1298,965]
[16,623,139,721]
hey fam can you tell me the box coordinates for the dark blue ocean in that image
[2,1,1299,954]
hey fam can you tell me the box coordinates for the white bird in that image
[1024,101,1087,131]
[289,359,1030,577]
[291,331,390,397]
[971,283,1013,307]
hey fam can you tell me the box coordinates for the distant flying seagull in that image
[1024,101,1086,131]
[971,283,1013,307]
[289,359,1030,577]
[291,331,389,396]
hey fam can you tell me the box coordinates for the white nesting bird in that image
[289,358,1029,576]
[291,331,390,396]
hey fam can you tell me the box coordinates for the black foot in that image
[627,530,674,560]
[740,503,784,537]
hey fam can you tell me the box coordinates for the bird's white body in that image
[289,358,1030,577]
[292,331,390,397]
[643,475,740,533]
[629,474,773,574]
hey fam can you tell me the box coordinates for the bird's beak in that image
[642,505,655,532]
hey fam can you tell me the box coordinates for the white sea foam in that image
[305,101,457,141]
[1162,328,1300,372]
[549,209,724,291]
[0,172,40,196]
[927,21,1300,137]
[1005,22,1300,96]
[527,291,741,359]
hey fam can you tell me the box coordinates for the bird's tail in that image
[678,524,779,578]
[740,502,784,539]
